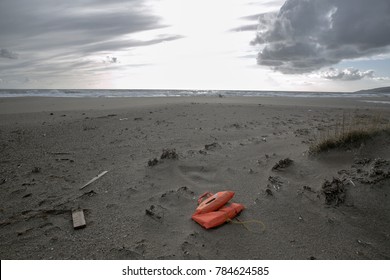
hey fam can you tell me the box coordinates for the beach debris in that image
[72,209,86,229]
[148,149,179,165]
[134,117,143,121]
[204,142,221,151]
[79,190,97,199]
[294,128,310,136]
[231,123,242,129]
[80,170,108,190]
[327,218,335,224]
[265,189,273,196]
[160,148,179,160]
[48,151,73,156]
[267,176,283,191]
[119,118,128,121]
[343,157,390,184]
[302,185,316,193]
[272,158,293,170]
[83,125,97,131]
[356,239,372,247]
[55,158,74,163]
[148,158,159,166]
[97,114,117,119]
[17,228,33,236]
[354,158,372,165]
[31,167,41,173]
[368,158,390,179]
[321,178,347,206]
[0,178,6,185]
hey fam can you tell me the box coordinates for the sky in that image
[0,0,390,92]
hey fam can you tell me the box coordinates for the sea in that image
[0,89,390,100]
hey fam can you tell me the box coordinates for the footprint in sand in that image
[180,231,216,260]
[175,165,218,186]
[107,247,144,260]
[158,186,195,209]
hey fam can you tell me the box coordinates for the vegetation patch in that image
[309,113,390,154]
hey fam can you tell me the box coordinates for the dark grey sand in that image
[0,96,389,259]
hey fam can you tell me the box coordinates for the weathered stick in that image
[80,171,108,190]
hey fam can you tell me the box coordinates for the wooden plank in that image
[72,209,86,229]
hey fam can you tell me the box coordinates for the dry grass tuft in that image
[309,113,390,154]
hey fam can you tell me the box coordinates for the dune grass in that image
[309,113,390,154]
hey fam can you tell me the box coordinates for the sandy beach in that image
[0,96,389,260]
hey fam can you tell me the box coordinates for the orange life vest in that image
[194,191,235,214]
[191,191,245,229]
[192,203,244,229]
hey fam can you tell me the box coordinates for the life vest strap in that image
[227,218,266,233]
[197,192,214,205]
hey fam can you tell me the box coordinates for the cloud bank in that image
[253,0,390,73]
[320,68,374,81]
[0,0,184,87]
[0,0,173,54]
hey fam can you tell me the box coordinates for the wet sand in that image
[0,96,389,259]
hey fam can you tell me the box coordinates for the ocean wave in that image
[1,89,390,98]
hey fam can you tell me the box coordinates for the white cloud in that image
[253,0,390,73]
[320,67,374,81]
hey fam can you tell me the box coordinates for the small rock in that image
[272,158,293,170]
[204,142,221,151]
[32,167,41,173]
[160,148,179,160]
[148,158,159,166]
[265,189,273,196]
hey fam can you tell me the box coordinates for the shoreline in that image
[1,95,389,115]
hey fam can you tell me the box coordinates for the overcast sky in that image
[0,0,389,91]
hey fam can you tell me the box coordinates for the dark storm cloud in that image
[0,0,167,52]
[0,0,183,84]
[0,48,18,59]
[253,0,390,73]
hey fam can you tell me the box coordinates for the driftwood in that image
[80,171,108,190]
